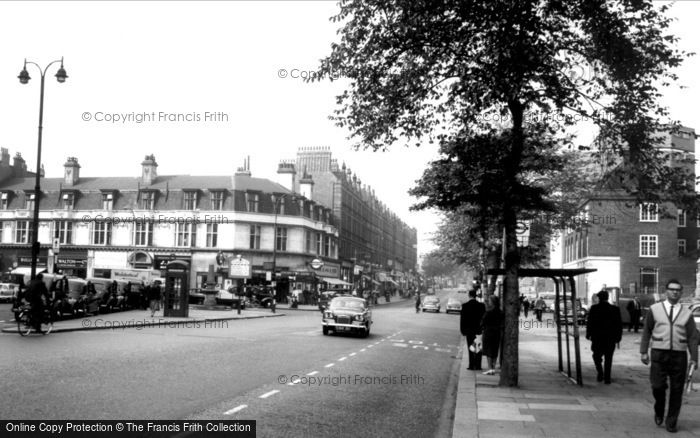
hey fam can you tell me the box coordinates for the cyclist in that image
[25,273,51,333]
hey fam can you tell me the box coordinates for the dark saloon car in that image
[322,296,372,337]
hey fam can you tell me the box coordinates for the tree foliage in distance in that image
[420,250,459,280]
[317,0,690,386]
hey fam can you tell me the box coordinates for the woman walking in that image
[481,295,504,375]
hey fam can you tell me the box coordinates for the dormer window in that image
[183,191,198,210]
[210,191,225,210]
[245,192,259,213]
[139,191,156,210]
[102,192,114,210]
[25,193,35,211]
[62,192,74,210]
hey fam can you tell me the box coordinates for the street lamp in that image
[18,57,68,281]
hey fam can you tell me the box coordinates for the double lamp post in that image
[18,58,68,281]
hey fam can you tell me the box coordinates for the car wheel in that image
[322,326,329,336]
[361,325,370,338]
[422,309,425,312]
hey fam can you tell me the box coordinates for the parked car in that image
[189,289,206,305]
[445,297,462,314]
[322,296,372,337]
[557,299,588,325]
[215,289,247,309]
[422,296,441,313]
[0,283,19,303]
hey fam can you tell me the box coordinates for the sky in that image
[0,1,697,259]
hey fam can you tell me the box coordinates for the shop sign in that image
[229,257,251,279]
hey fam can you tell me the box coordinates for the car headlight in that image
[323,311,333,319]
[354,314,365,322]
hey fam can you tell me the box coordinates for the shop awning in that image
[319,277,352,286]
[10,266,47,277]
[362,275,380,285]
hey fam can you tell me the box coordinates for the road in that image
[0,289,463,437]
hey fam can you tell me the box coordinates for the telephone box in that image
[163,260,189,317]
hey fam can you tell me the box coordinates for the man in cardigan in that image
[640,279,699,433]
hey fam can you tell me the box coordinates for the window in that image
[206,223,218,247]
[640,267,658,294]
[678,209,686,227]
[184,191,198,210]
[305,230,312,253]
[102,193,113,210]
[249,225,261,250]
[25,193,35,211]
[697,239,700,251]
[246,193,259,212]
[62,193,74,210]
[211,191,225,210]
[639,203,658,222]
[316,232,322,254]
[92,222,112,245]
[133,221,153,246]
[324,235,330,256]
[140,191,155,210]
[175,223,195,247]
[276,227,288,251]
[639,235,658,257]
[15,221,31,243]
[678,239,686,256]
[1,192,8,210]
[56,221,73,244]
[330,238,337,258]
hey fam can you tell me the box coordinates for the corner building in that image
[0,153,339,301]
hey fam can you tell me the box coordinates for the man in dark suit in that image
[461,288,486,370]
[586,290,622,384]
[627,297,642,332]
[640,279,698,433]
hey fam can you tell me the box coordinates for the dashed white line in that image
[360,348,366,352]
[307,371,319,376]
[324,363,334,368]
[259,390,280,399]
[338,357,347,361]
[224,405,248,415]
[367,345,374,348]
[349,353,356,356]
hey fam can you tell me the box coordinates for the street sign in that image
[516,220,530,247]
[229,256,251,279]
[310,258,324,270]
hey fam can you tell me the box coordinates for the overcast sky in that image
[0,1,697,258]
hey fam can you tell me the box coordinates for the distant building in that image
[276,147,418,292]
[561,126,698,302]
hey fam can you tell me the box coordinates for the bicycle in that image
[15,303,54,336]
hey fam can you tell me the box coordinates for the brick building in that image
[561,126,698,302]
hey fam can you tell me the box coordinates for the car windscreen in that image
[329,299,365,310]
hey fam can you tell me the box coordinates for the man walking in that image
[534,296,546,322]
[460,288,485,370]
[626,296,642,332]
[585,290,622,384]
[640,279,698,433]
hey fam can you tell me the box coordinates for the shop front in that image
[54,249,88,278]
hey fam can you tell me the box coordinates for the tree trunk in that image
[499,99,524,387]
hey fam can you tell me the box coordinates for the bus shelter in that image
[487,268,596,386]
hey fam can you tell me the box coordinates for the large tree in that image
[317,0,690,386]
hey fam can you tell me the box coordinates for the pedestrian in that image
[481,295,503,375]
[585,290,622,384]
[415,293,421,313]
[627,296,642,332]
[534,296,546,322]
[522,298,530,318]
[460,288,486,371]
[640,279,698,433]
[25,273,50,333]
[147,281,162,317]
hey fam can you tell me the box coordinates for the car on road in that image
[445,297,462,314]
[557,299,588,325]
[215,289,247,309]
[421,296,441,313]
[318,291,341,311]
[0,283,19,303]
[322,296,372,337]
[537,292,556,312]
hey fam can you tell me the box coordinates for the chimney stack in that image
[64,156,80,186]
[141,154,158,185]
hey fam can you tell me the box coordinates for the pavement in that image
[1,293,409,334]
[453,314,700,438]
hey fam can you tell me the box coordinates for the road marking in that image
[338,357,347,361]
[367,345,374,348]
[435,348,452,353]
[259,390,279,399]
[307,371,319,376]
[360,348,366,352]
[412,345,429,350]
[324,363,334,368]
[349,353,356,356]
[408,340,424,344]
[393,343,408,347]
[224,405,247,415]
